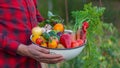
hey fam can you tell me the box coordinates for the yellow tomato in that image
[57,44,65,49]
[32,26,42,36]
[41,42,47,47]
[53,23,64,32]
[48,39,58,48]
[31,35,39,43]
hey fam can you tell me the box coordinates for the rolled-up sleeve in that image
[0,33,20,56]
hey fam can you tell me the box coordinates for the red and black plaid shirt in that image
[0,0,44,68]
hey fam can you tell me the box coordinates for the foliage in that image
[72,3,105,32]
[66,3,120,68]
[46,3,120,68]
[38,11,64,27]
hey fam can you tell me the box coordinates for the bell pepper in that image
[42,32,50,41]
[60,34,72,48]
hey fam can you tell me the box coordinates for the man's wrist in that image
[17,44,29,56]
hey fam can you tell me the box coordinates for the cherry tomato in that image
[77,39,84,46]
[36,38,43,45]
[48,39,58,48]
[41,42,47,47]
[31,35,39,43]
[71,41,79,48]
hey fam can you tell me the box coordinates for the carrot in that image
[76,28,81,40]
[71,32,76,41]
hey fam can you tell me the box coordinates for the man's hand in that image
[17,44,64,64]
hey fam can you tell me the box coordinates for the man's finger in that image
[39,57,64,64]
[41,53,64,59]
[36,46,49,54]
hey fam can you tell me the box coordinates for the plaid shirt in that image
[0,0,44,68]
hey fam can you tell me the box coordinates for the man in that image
[0,0,64,68]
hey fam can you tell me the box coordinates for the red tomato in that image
[36,38,43,45]
[71,41,79,48]
[77,39,84,46]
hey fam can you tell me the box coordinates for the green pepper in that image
[42,32,50,41]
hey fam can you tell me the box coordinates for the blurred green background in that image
[37,0,120,68]
[38,0,120,32]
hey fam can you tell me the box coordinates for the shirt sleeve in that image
[0,33,20,56]
[33,0,44,22]
[36,10,44,22]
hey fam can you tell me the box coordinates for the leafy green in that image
[38,11,64,27]
[72,3,105,33]
[48,30,60,40]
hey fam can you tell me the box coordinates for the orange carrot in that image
[76,28,81,40]
[71,32,76,41]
